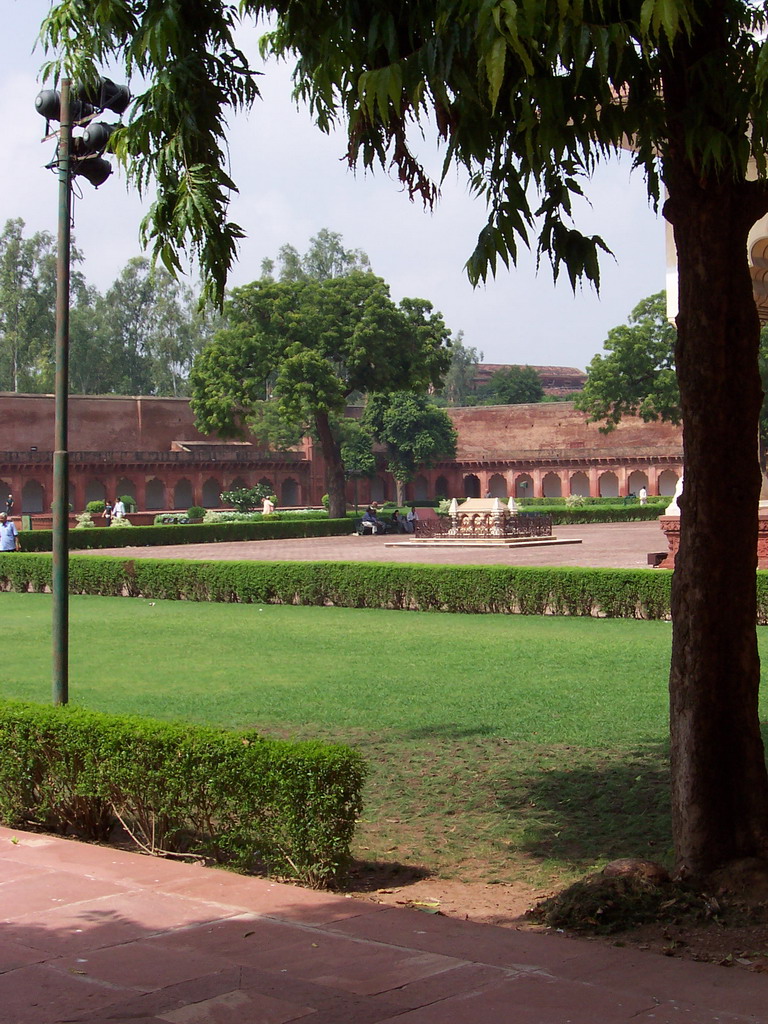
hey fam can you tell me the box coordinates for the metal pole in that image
[52,79,72,705]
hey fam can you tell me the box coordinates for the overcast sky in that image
[3,0,667,371]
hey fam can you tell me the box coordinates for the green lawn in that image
[4,593,766,887]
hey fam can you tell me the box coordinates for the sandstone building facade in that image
[0,393,682,513]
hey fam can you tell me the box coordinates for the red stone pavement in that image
[1,826,765,1024]
[83,520,669,571]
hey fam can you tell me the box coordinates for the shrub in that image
[187,506,206,520]
[0,700,366,886]
[74,512,95,529]
[220,485,271,513]
[119,495,137,512]
[85,500,106,514]
[0,553,679,619]
[154,513,188,525]
[19,517,353,552]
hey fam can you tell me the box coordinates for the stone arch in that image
[370,476,388,502]
[463,474,481,498]
[413,474,429,501]
[115,477,136,508]
[628,470,649,496]
[435,475,450,499]
[658,469,679,496]
[174,478,194,510]
[599,471,620,498]
[258,477,274,492]
[0,480,12,509]
[202,477,222,508]
[542,472,562,498]
[569,471,590,497]
[84,479,106,505]
[22,479,45,514]
[488,473,507,498]
[145,478,165,510]
[515,473,533,499]
[229,476,248,491]
[281,477,299,506]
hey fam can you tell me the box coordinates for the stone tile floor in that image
[83,520,667,571]
[1,827,765,1023]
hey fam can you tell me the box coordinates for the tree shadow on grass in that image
[400,723,498,740]
[494,741,673,870]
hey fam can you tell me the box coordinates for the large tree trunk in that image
[314,410,347,519]
[664,159,768,878]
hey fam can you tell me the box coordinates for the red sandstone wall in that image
[0,394,231,452]
[0,393,682,464]
[447,402,682,460]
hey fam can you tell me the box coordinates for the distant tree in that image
[363,392,457,504]
[0,219,56,392]
[190,271,451,517]
[436,332,483,407]
[479,365,544,405]
[260,229,370,283]
[340,419,376,512]
[576,293,768,453]
[575,293,680,432]
[87,258,213,396]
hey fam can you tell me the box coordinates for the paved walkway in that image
[83,521,668,571]
[1,827,764,1024]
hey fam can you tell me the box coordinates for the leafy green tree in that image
[190,272,451,517]
[479,365,545,406]
[340,419,376,512]
[363,392,457,504]
[577,293,768,461]
[435,332,483,407]
[40,0,768,882]
[85,258,215,396]
[261,229,371,283]
[575,293,680,432]
[0,219,56,391]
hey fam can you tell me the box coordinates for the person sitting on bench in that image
[361,505,386,534]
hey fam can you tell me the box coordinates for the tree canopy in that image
[362,392,457,503]
[575,293,680,431]
[478,365,545,406]
[0,218,58,392]
[0,220,216,396]
[189,267,451,517]
[434,332,483,407]
[261,228,371,283]
[39,0,768,883]
[575,291,768,447]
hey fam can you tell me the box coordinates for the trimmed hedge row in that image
[0,552,680,619]
[539,506,666,525]
[20,517,354,552]
[0,700,365,886]
[517,496,669,507]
